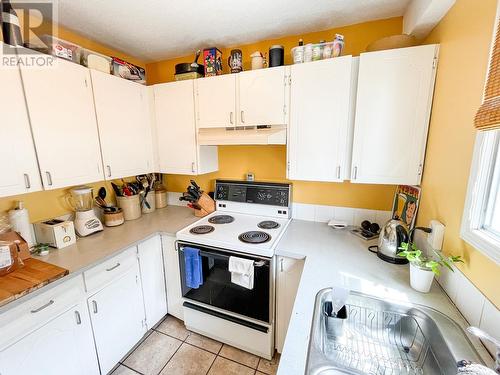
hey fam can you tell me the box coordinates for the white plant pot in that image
[409,263,435,293]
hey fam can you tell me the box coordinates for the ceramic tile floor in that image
[110,314,280,375]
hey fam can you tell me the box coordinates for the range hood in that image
[197,126,287,146]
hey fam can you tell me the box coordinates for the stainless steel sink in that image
[306,288,484,375]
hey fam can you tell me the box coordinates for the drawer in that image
[84,247,138,293]
[0,275,85,349]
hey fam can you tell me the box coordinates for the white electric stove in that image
[176,180,292,359]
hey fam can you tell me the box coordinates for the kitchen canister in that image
[141,191,156,214]
[250,51,264,70]
[155,189,168,209]
[228,49,243,73]
[116,195,142,221]
[269,45,284,67]
[103,208,124,227]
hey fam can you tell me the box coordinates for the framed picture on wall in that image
[391,185,421,230]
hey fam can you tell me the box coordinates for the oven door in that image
[177,241,272,324]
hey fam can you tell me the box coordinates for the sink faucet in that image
[467,326,500,374]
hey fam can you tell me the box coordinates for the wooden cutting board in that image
[0,258,68,307]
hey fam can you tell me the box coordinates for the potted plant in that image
[399,242,463,293]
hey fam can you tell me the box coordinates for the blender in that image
[67,186,103,236]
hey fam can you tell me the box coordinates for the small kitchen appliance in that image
[34,219,76,249]
[374,219,409,264]
[176,180,292,359]
[67,186,103,237]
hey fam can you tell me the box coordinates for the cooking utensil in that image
[111,182,122,197]
[175,50,204,76]
[98,187,107,204]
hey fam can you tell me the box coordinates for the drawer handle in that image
[92,300,98,314]
[31,300,54,313]
[105,262,121,272]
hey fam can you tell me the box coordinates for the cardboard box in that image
[203,47,223,77]
[0,231,30,261]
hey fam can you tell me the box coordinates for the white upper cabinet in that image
[195,74,237,128]
[288,57,357,182]
[351,45,439,185]
[237,66,287,126]
[20,58,103,189]
[0,60,42,198]
[91,70,153,179]
[154,80,218,175]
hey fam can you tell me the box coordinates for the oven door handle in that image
[178,245,267,267]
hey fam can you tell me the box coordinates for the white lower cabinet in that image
[275,256,305,353]
[0,301,99,375]
[138,235,168,328]
[162,234,183,319]
[87,263,146,374]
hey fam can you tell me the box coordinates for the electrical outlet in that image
[427,220,445,250]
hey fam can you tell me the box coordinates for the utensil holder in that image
[103,208,125,227]
[141,191,156,214]
[197,193,215,214]
[116,195,142,221]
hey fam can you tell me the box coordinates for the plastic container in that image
[116,195,142,221]
[155,189,168,209]
[409,263,434,293]
[292,37,344,64]
[40,35,82,64]
[141,192,156,214]
[80,49,112,73]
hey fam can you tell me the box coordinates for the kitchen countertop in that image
[0,206,199,314]
[274,219,493,374]
[0,208,492,371]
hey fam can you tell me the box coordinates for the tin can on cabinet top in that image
[203,47,223,77]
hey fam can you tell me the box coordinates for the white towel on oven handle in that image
[228,256,254,290]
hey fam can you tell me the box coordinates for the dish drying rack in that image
[323,303,430,375]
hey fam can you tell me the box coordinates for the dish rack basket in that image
[323,303,430,374]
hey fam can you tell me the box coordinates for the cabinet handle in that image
[352,166,357,180]
[23,173,31,189]
[280,258,284,272]
[230,112,234,125]
[45,171,53,186]
[191,162,195,173]
[240,110,245,123]
[105,262,120,272]
[106,165,112,177]
[92,300,98,314]
[337,166,341,180]
[75,311,82,325]
[31,300,54,313]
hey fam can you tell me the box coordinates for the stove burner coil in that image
[258,220,280,230]
[208,215,235,224]
[238,231,271,244]
[189,225,215,235]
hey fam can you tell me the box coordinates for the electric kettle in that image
[375,219,409,264]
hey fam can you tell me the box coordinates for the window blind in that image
[475,18,500,131]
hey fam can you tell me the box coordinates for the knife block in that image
[195,193,215,217]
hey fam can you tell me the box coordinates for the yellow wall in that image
[418,0,499,307]
[147,18,403,210]
[0,19,146,222]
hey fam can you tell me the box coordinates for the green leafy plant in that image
[399,242,463,276]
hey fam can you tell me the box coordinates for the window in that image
[462,8,500,264]
[462,130,500,264]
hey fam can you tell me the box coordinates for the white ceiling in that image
[55,0,412,62]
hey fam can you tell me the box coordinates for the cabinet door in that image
[138,235,167,328]
[275,256,304,353]
[351,45,438,185]
[154,80,198,174]
[91,70,153,179]
[195,74,236,128]
[288,57,355,182]
[162,235,183,320]
[0,302,99,375]
[237,67,286,126]
[0,62,42,197]
[88,265,146,374]
[20,58,103,189]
